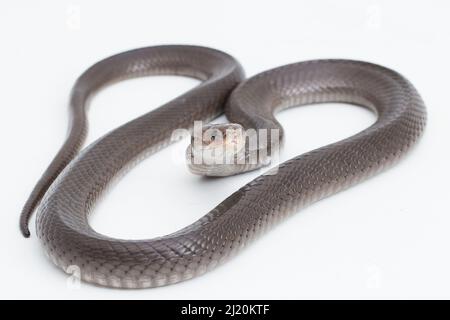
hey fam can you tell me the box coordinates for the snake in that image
[20,45,426,288]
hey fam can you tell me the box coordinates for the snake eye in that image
[203,128,223,145]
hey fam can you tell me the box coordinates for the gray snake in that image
[20,45,426,288]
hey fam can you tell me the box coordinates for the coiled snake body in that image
[20,45,426,288]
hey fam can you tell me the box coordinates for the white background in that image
[1,0,449,299]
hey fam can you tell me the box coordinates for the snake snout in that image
[186,123,246,176]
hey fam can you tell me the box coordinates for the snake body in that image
[20,45,426,288]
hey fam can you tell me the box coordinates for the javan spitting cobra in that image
[20,45,426,288]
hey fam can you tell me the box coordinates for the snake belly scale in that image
[20,45,426,288]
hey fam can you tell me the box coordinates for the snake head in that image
[186,123,246,176]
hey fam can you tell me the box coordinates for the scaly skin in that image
[20,46,426,288]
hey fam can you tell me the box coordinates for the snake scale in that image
[20,45,426,288]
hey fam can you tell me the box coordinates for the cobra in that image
[20,45,426,288]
